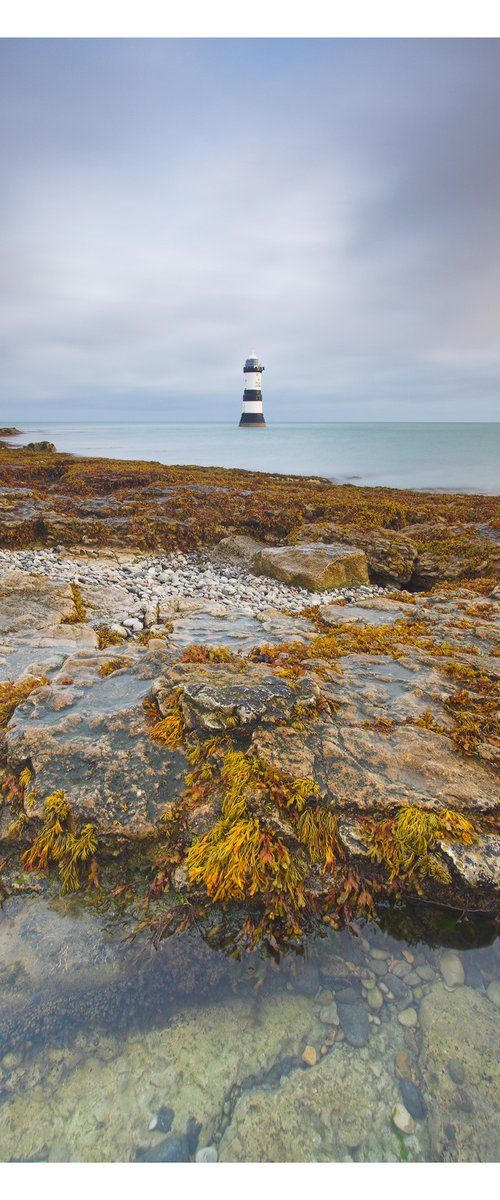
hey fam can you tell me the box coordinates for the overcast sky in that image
[1,38,499,421]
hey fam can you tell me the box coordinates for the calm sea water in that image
[8,421,500,494]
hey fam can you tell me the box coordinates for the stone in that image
[135,1134,191,1162]
[155,663,319,734]
[397,1008,418,1028]
[391,1104,416,1136]
[253,543,369,591]
[333,986,360,1005]
[215,535,265,566]
[447,1059,465,1085]
[319,1003,339,1026]
[452,1088,474,1113]
[440,952,465,989]
[395,1051,412,1081]
[486,980,500,1008]
[399,1079,426,1120]
[302,1045,317,1067]
[416,965,435,982]
[195,1146,218,1163]
[337,1003,370,1047]
[366,986,384,1011]
[287,523,418,585]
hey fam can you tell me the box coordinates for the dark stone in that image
[447,1058,465,1085]
[370,960,388,978]
[135,1134,191,1162]
[386,973,411,1000]
[22,441,56,453]
[463,960,484,990]
[334,986,361,1005]
[186,1117,202,1155]
[151,1106,174,1133]
[293,961,321,997]
[399,1079,427,1120]
[444,1124,456,1143]
[337,1002,370,1047]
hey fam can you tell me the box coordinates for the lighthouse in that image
[239,353,266,426]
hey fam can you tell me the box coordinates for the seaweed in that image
[61,581,87,624]
[21,791,98,894]
[0,676,48,728]
[363,805,477,886]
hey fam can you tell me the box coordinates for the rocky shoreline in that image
[0,444,499,947]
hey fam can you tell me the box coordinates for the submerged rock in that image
[135,1133,191,1162]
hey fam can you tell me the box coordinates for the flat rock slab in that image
[253,543,369,590]
[154,663,319,733]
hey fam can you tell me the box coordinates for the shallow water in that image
[7,421,500,494]
[0,893,498,1163]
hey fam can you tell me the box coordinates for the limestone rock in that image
[214,534,265,566]
[154,663,319,734]
[253,543,369,591]
[288,523,417,585]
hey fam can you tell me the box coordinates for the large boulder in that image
[288,523,417,585]
[214,534,265,566]
[253,543,369,590]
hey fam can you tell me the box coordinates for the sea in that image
[6,420,500,494]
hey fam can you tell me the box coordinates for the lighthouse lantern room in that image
[239,354,266,426]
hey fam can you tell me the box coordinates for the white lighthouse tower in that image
[239,353,266,427]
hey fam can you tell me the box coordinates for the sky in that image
[1,38,499,421]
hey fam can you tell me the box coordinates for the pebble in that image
[395,1051,412,1081]
[398,1007,418,1028]
[399,1079,426,1120]
[195,1146,218,1163]
[148,1105,174,1133]
[370,948,389,961]
[302,1045,317,1067]
[366,985,384,1011]
[337,1002,370,1047]
[333,986,360,1005]
[416,964,435,982]
[391,1104,416,1135]
[319,1002,339,1026]
[0,547,384,631]
[486,980,500,1008]
[136,1134,191,1162]
[440,952,464,989]
[1,1052,22,1071]
[447,1058,465,1085]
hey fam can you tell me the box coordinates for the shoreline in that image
[0,439,498,947]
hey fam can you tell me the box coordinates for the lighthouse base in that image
[239,412,266,427]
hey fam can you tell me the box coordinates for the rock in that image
[135,1134,191,1162]
[397,1008,418,1028]
[148,1105,174,1133]
[186,1116,202,1154]
[366,986,383,1011]
[391,1104,416,1135]
[337,1002,370,1047]
[195,1146,218,1162]
[253,543,369,591]
[292,961,320,997]
[333,986,360,1005]
[447,1058,465,1085]
[287,523,418,585]
[215,535,265,566]
[302,1045,317,1066]
[395,1051,412,1081]
[416,965,435,982]
[399,1079,426,1120]
[22,441,56,453]
[486,980,500,1008]
[440,952,465,989]
[156,663,318,735]
[319,1003,339,1026]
